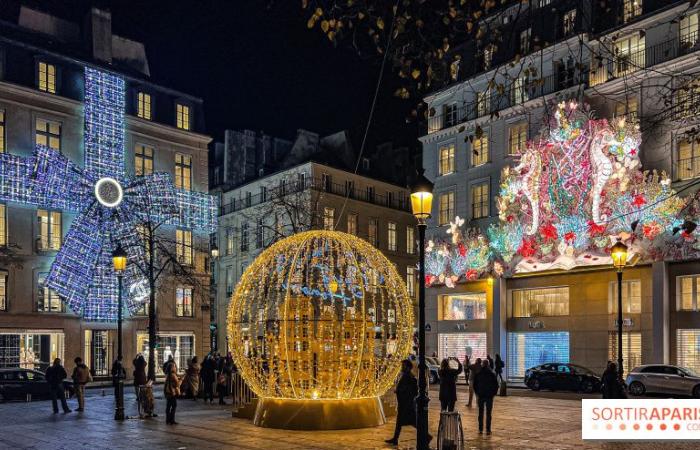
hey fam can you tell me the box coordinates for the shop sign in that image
[455,323,469,331]
[528,320,546,329]
[614,318,634,327]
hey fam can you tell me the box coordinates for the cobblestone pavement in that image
[0,387,695,450]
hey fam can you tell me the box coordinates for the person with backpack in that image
[473,359,499,435]
[494,354,505,383]
[71,357,92,412]
[46,358,71,414]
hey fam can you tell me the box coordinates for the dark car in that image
[524,363,601,393]
[0,368,74,402]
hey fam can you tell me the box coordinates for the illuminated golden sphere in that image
[227,230,414,400]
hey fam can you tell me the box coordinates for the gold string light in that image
[227,230,414,401]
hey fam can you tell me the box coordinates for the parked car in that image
[0,368,74,402]
[627,365,700,398]
[425,357,441,384]
[524,363,601,393]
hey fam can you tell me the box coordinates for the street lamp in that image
[409,169,434,450]
[611,239,628,382]
[112,243,127,421]
[210,243,219,351]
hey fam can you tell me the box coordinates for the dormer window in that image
[176,103,191,130]
[137,92,152,120]
[37,62,56,94]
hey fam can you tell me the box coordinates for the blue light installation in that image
[0,67,217,321]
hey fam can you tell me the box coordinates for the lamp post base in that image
[115,379,125,421]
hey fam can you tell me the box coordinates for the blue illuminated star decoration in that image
[0,67,217,321]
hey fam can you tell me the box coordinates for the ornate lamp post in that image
[210,243,219,352]
[112,243,127,421]
[611,239,628,382]
[410,170,434,450]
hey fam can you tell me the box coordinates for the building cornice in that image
[126,116,212,147]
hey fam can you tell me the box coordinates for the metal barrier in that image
[230,372,256,410]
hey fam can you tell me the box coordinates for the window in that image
[175,287,193,317]
[322,173,332,192]
[387,222,397,251]
[535,0,552,7]
[241,223,249,252]
[297,172,306,190]
[608,280,641,314]
[134,144,154,176]
[175,153,192,190]
[520,28,531,55]
[245,192,252,207]
[483,45,494,70]
[563,9,577,35]
[37,209,61,251]
[0,332,64,370]
[225,227,235,256]
[344,180,355,197]
[367,186,375,202]
[615,97,638,122]
[35,119,60,151]
[472,134,489,166]
[441,293,487,320]
[37,62,56,93]
[677,329,700,373]
[323,207,335,230]
[676,82,700,120]
[256,218,264,248]
[176,103,191,130]
[512,286,570,317]
[225,267,235,296]
[608,331,641,375]
[406,226,415,255]
[368,218,378,246]
[279,178,287,196]
[37,273,64,313]
[678,275,700,311]
[0,204,5,247]
[136,333,194,375]
[438,333,487,364]
[176,229,193,265]
[477,89,490,117]
[438,143,455,176]
[614,35,644,77]
[438,191,455,225]
[137,92,152,120]
[443,103,458,128]
[509,122,528,155]
[677,139,700,180]
[680,13,699,48]
[347,213,358,235]
[471,182,489,219]
[507,332,569,380]
[84,330,111,377]
[512,75,529,105]
[623,0,642,23]
[0,110,4,152]
[260,186,267,202]
[406,267,416,297]
[0,271,6,311]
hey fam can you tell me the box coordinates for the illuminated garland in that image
[227,230,413,400]
[0,67,217,320]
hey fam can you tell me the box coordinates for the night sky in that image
[39,0,416,151]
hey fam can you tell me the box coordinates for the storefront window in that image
[608,331,642,375]
[438,333,487,363]
[84,330,112,377]
[0,332,64,372]
[608,280,641,314]
[678,275,700,311]
[137,333,194,375]
[507,331,570,380]
[511,287,569,317]
[677,329,700,373]
[440,293,487,320]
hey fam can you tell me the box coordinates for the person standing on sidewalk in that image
[46,358,71,414]
[494,354,505,383]
[164,362,181,425]
[71,357,92,412]
[438,357,463,412]
[466,357,482,407]
[385,359,419,446]
[201,354,216,403]
[473,359,499,435]
[111,356,126,398]
[133,354,147,397]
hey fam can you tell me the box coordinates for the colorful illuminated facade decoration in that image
[426,101,696,286]
[0,67,217,320]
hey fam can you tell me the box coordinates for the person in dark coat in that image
[438,357,463,412]
[133,354,148,396]
[466,357,482,407]
[46,358,71,413]
[386,359,424,445]
[201,355,217,403]
[111,356,126,398]
[486,354,494,370]
[494,354,505,383]
[473,359,499,435]
[601,362,626,399]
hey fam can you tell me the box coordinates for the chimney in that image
[84,8,112,63]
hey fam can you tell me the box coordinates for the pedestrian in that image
[473,359,499,435]
[464,355,470,385]
[133,354,147,396]
[183,356,201,400]
[164,361,181,425]
[494,354,505,383]
[217,371,227,405]
[201,354,216,403]
[46,358,71,414]
[163,355,175,375]
[466,357,482,407]
[71,357,92,412]
[601,362,626,399]
[487,354,494,370]
[438,357,463,412]
[385,359,432,445]
[224,352,234,396]
[111,356,126,398]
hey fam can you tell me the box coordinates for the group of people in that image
[45,357,93,414]
[385,353,504,445]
